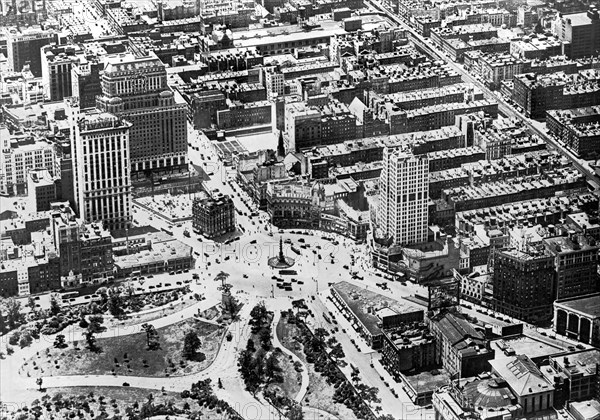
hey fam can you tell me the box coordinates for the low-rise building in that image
[330,281,424,348]
[428,311,494,378]
[554,294,600,348]
[547,106,600,158]
[489,355,555,414]
[192,194,236,239]
[113,231,193,278]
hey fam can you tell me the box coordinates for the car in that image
[169,271,175,275]
[298,280,304,285]
[243,274,248,278]
[149,286,155,290]
[84,296,91,299]
[272,275,278,280]
[165,283,172,287]
[343,265,349,269]
[147,274,154,278]
[176,270,183,274]
[298,238,305,243]
[183,269,189,273]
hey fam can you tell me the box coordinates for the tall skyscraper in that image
[5,26,56,76]
[41,44,81,101]
[96,52,188,178]
[70,106,132,231]
[377,146,429,245]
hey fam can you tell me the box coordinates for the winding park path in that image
[0,296,283,419]
[271,310,308,404]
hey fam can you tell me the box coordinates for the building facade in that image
[71,108,132,231]
[6,27,56,76]
[96,52,188,176]
[492,246,556,324]
[377,146,429,245]
[192,194,236,238]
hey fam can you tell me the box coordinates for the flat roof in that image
[331,280,422,336]
[555,294,600,318]
[491,334,565,361]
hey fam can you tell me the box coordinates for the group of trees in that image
[284,311,378,420]
[11,390,203,420]
[239,303,284,396]
[180,379,243,420]
[263,389,304,420]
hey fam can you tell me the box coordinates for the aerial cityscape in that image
[0,0,599,418]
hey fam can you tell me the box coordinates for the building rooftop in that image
[490,355,553,397]
[555,294,600,319]
[331,280,422,336]
[491,334,565,361]
[430,311,490,357]
[553,349,600,377]
[458,376,517,410]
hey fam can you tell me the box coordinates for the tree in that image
[19,331,32,348]
[259,327,272,350]
[87,315,104,334]
[265,352,280,384]
[350,365,360,387]
[215,271,230,284]
[246,338,255,353]
[182,331,201,360]
[54,334,67,348]
[107,289,123,317]
[27,296,36,311]
[85,330,97,351]
[6,298,23,330]
[329,343,345,361]
[49,295,61,316]
[287,403,304,420]
[141,323,159,350]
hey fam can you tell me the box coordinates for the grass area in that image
[266,349,302,400]
[11,386,222,420]
[24,318,224,378]
[276,317,358,420]
[46,386,182,406]
[108,296,200,328]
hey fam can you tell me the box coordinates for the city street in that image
[365,0,599,187]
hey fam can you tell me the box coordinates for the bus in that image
[279,269,298,276]
[60,291,79,300]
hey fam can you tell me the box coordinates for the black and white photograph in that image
[1,0,600,418]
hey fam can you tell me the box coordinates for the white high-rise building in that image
[71,108,132,231]
[377,146,429,245]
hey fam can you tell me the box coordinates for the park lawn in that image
[275,317,358,420]
[266,350,302,401]
[24,318,224,378]
[19,386,221,420]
